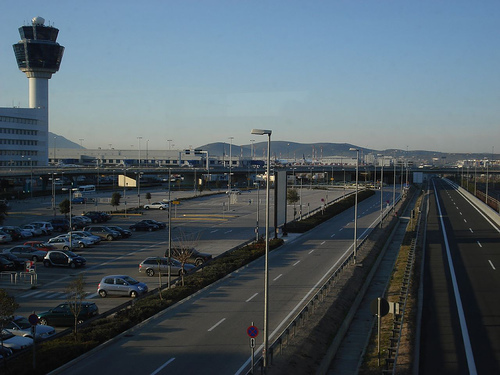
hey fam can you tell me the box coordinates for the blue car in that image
[71,197,87,204]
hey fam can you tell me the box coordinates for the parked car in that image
[21,224,43,237]
[30,221,54,235]
[3,245,46,262]
[15,226,33,239]
[83,225,120,241]
[0,252,28,270]
[43,250,86,268]
[106,225,132,238]
[4,316,56,342]
[50,218,70,232]
[166,247,213,267]
[46,237,80,250]
[97,275,148,298]
[71,197,87,204]
[129,221,158,232]
[226,188,242,195]
[0,346,12,360]
[70,216,88,230]
[0,257,15,271]
[82,211,111,223]
[37,302,99,326]
[139,219,166,229]
[139,257,195,277]
[24,241,56,252]
[53,234,94,248]
[0,230,12,243]
[68,230,101,244]
[0,226,23,241]
[0,329,33,351]
[143,202,168,210]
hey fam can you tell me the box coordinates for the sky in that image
[0,0,499,154]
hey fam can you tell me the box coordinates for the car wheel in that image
[63,246,69,251]
[146,269,155,277]
[130,290,138,298]
[99,290,107,298]
[32,256,39,262]
[148,227,153,232]
[159,207,164,210]
[195,259,204,267]
[39,318,48,325]
[77,319,84,324]
[179,269,186,276]
[70,262,76,269]
[131,227,136,231]
[106,235,114,241]
[43,260,51,267]
[145,206,150,210]
[79,243,85,248]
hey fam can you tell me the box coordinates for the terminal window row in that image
[0,150,37,157]
[0,127,38,135]
[0,139,38,146]
[0,116,38,125]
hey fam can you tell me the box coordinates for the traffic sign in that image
[247,325,259,338]
[28,313,39,326]
[370,297,389,317]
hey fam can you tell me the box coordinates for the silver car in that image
[3,245,46,262]
[139,257,195,277]
[97,275,148,298]
[4,316,56,342]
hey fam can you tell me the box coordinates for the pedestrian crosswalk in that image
[19,290,98,300]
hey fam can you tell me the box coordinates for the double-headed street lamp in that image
[349,148,359,264]
[250,128,272,369]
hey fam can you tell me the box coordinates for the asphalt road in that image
[49,189,398,375]
[420,179,500,374]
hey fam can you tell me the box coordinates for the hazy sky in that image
[1,1,499,153]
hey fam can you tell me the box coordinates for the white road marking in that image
[488,260,496,270]
[292,260,300,267]
[246,293,258,302]
[208,318,226,332]
[273,274,282,282]
[150,357,175,375]
[477,241,482,248]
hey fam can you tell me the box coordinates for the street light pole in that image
[251,128,272,369]
[350,148,359,264]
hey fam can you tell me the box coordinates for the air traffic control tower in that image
[13,16,64,109]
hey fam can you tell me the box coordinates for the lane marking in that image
[246,293,258,302]
[273,274,282,282]
[308,249,315,255]
[469,228,473,233]
[477,241,482,248]
[488,260,496,270]
[224,230,233,234]
[433,180,477,374]
[320,241,325,245]
[292,260,300,267]
[330,234,336,238]
[208,318,226,332]
[150,357,175,375]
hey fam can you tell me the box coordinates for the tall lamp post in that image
[378,155,384,228]
[349,148,359,264]
[251,128,272,369]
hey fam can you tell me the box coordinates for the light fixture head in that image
[251,129,272,136]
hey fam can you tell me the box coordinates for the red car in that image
[23,241,56,252]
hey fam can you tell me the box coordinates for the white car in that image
[69,230,101,244]
[30,221,54,235]
[5,316,56,342]
[22,224,43,237]
[143,202,168,210]
[226,188,242,195]
[0,329,33,351]
[54,234,94,248]
[46,237,80,250]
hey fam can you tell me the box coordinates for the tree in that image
[287,188,300,219]
[59,198,70,217]
[111,192,121,210]
[0,289,19,353]
[0,201,8,225]
[65,274,86,339]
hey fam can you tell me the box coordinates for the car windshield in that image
[1,329,14,339]
[13,317,31,329]
[122,275,139,285]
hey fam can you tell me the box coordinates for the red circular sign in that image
[28,313,39,326]
[247,325,259,338]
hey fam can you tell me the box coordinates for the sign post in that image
[247,323,259,374]
[29,313,38,369]
[370,297,389,366]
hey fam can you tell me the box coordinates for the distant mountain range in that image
[49,132,492,164]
